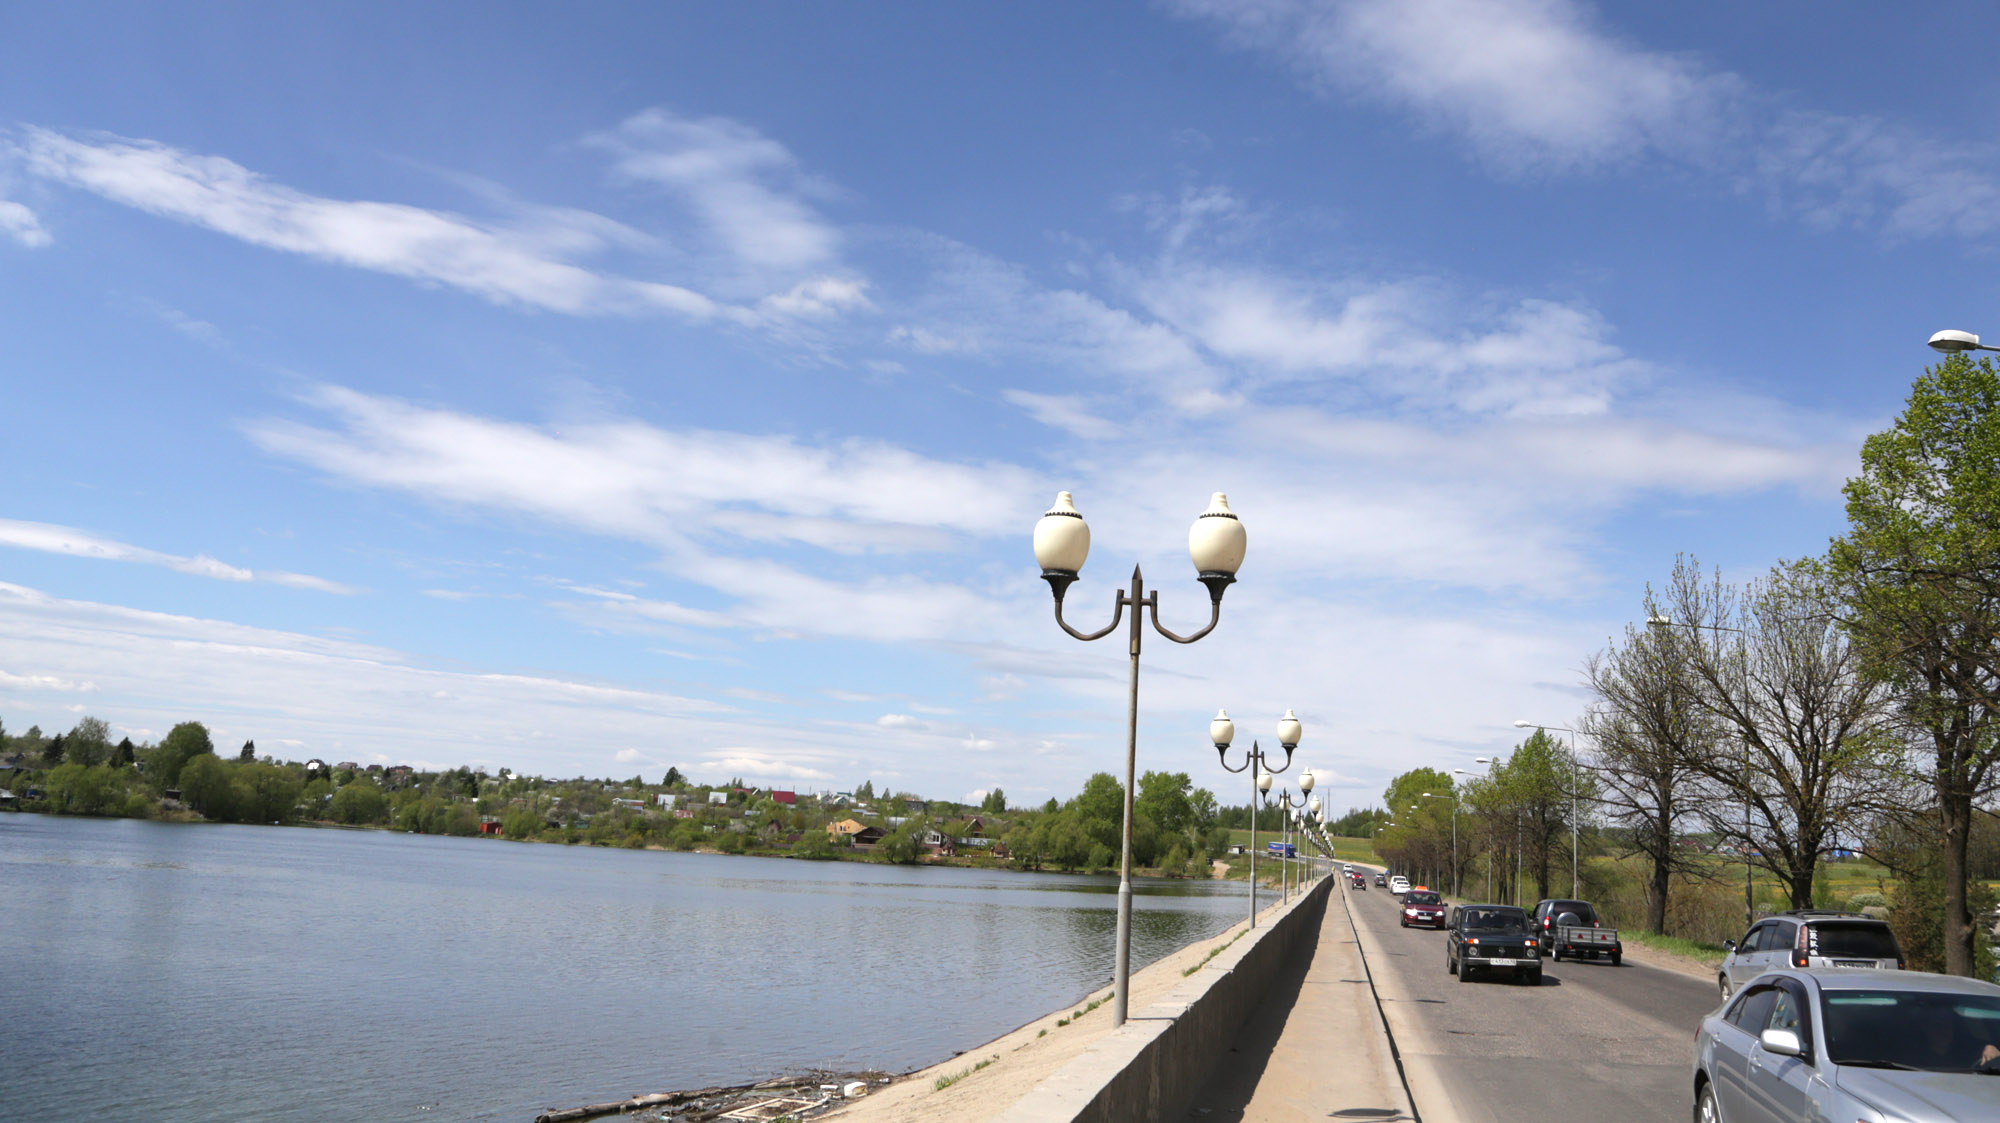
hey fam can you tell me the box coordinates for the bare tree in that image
[1582,611,1719,933]
[1660,556,1892,912]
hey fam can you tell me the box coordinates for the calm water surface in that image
[2,814,1245,1122]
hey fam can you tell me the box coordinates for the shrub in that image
[1846,891,1888,910]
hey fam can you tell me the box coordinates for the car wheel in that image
[1610,951,1622,967]
[1457,962,1471,983]
[1447,953,1457,975]
[1695,1081,1719,1123]
[1717,974,1732,1001]
[1552,946,1563,963]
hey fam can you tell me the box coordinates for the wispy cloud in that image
[0,197,50,247]
[587,108,844,274]
[20,127,732,321]
[0,517,354,593]
[1173,0,2000,239]
[246,384,1039,556]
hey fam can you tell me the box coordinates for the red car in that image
[1400,888,1446,929]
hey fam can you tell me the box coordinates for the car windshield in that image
[1808,923,1899,960]
[1462,910,1527,932]
[1824,989,2000,1071]
[1406,892,1441,905]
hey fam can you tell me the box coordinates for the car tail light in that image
[1793,924,1809,968]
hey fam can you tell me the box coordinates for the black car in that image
[1446,904,1541,984]
[1373,873,1386,887]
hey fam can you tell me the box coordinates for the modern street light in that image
[1273,771,1318,904]
[1512,719,1583,898]
[1214,709,1300,929]
[1035,490,1245,1029]
[1647,613,1757,928]
[1420,790,1458,898]
[1928,329,2000,354]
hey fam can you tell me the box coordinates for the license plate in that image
[1486,957,1517,966]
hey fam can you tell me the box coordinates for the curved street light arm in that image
[1147,590,1222,645]
[1052,587,1129,643]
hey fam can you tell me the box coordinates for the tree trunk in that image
[1941,781,1976,977]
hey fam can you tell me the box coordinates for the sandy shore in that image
[820,895,1286,1123]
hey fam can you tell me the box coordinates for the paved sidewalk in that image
[1182,883,1419,1122]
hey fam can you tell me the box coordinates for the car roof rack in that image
[1776,909,1870,919]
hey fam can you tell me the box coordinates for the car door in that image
[1713,984,1780,1122]
[1727,923,1771,990]
[1743,978,1818,1123]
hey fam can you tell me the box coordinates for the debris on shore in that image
[535,1071,892,1123]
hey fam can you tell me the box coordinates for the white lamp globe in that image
[1309,795,1322,815]
[1033,491,1090,574]
[1209,709,1234,750]
[1276,708,1302,750]
[1188,492,1247,576]
[1299,767,1315,793]
[1256,770,1273,793]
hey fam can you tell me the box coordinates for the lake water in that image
[1,814,1246,1122]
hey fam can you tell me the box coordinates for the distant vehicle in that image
[1374,873,1386,887]
[1389,875,1411,895]
[1266,841,1296,858]
[1694,968,2000,1123]
[1529,898,1621,965]
[1400,889,1446,929]
[1348,871,1367,890]
[1719,911,1902,1000]
[1446,904,1540,984]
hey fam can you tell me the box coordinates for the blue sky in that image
[2,0,1994,808]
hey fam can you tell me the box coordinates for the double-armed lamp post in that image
[1034,490,1246,1029]
[1212,709,1301,929]
[1273,781,1320,904]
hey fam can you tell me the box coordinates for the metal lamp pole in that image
[1034,491,1246,1029]
[1647,614,1755,928]
[1513,720,1583,898]
[1214,710,1301,930]
[1274,775,1318,905]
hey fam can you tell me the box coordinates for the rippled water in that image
[1,814,1245,1122]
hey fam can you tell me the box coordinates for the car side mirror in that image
[1722,939,1736,952]
[1759,1029,1803,1058]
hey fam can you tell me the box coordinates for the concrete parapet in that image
[989,876,1334,1123]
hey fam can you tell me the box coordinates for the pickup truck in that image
[1528,898,1622,965]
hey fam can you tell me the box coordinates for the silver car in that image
[1718,911,1903,999]
[1694,968,2000,1122]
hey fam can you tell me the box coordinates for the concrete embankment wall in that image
[990,875,1333,1123]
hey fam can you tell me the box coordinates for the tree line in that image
[1373,353,2000,978]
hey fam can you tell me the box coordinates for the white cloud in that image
[1001,390,1123,439]
[587,108,843,273]
[0,517,355,593]
[0,198,50,247]
[1174,0,2000,241]
[876,713,923,728]
[21,128,732,321]
[0,669,97,692]
[245,383,1040,556]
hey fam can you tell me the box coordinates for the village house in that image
[827,818,885,846]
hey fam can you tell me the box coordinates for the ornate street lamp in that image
[1214,709,1300,929]
[1035,491,1246,1029]
[1274,769,1318,904]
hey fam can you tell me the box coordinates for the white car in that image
[1389,876,1411,895]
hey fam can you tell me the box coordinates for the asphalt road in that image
[1345,880,1719,1123]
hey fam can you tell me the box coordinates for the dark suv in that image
[1717,910,1902,1000]
[1446,904,1541,984]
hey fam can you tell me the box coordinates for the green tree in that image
[327,778,389,824]
[43,733,65,765]
[663,766,684,788]
[1829,351,2000,978]
[501,807,541,839]
[179,754,238,821]
[65,717,111,767]
[237,740,257,763]
[154,721,215,789]
[981,788,1007,814]
[45,762,122,815]
[237,762,302,823]
[879,823,922,864]
[112,737,136,767]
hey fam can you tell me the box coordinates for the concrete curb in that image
[989,876,1334,1123]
